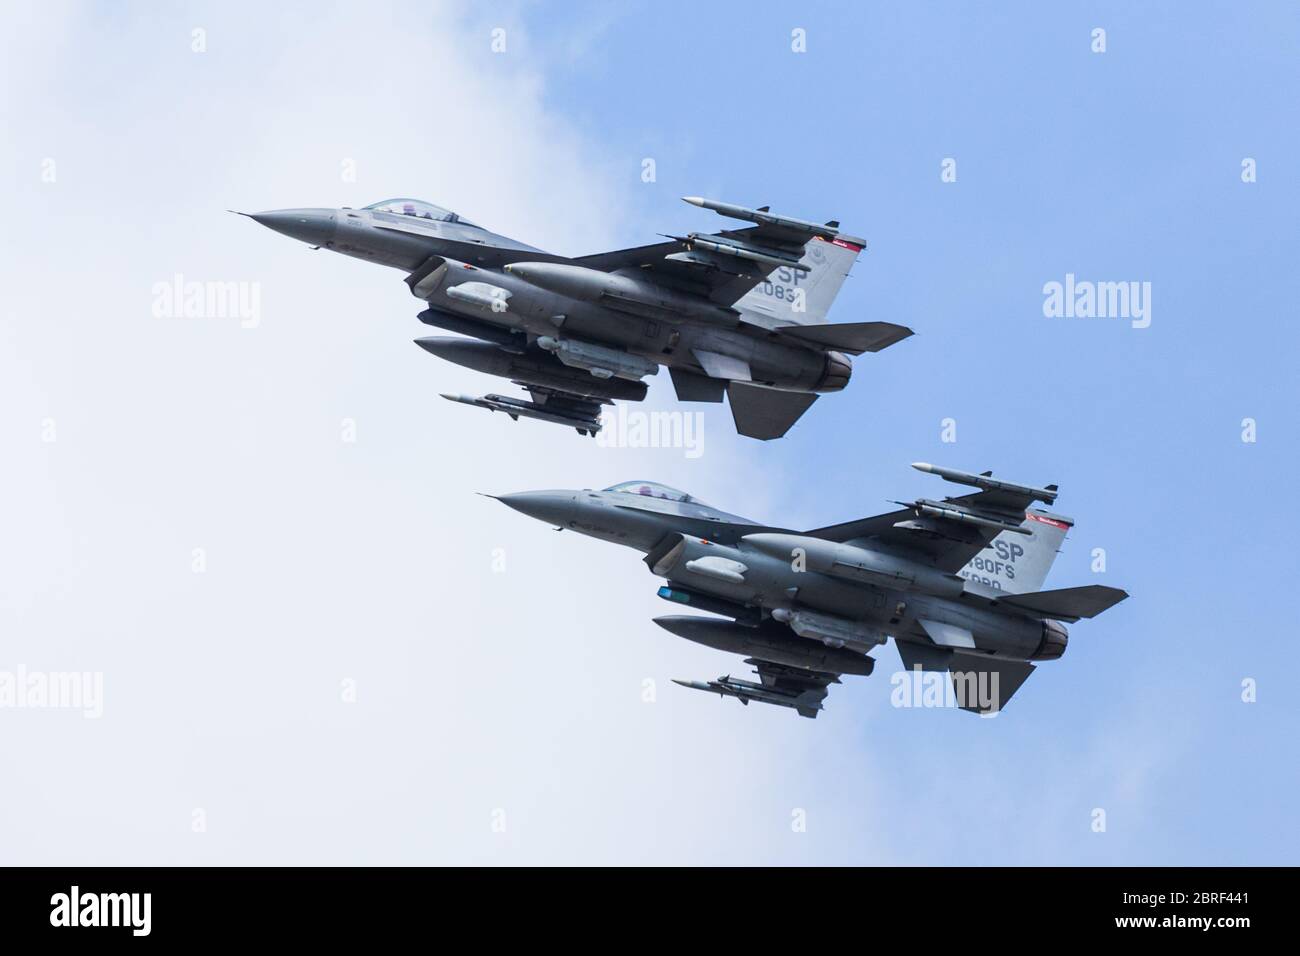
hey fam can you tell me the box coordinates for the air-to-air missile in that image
[440,393,603,435]
[671,673,832,718]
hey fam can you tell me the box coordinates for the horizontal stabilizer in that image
[949,655,1036,715]
[775,320,913,355]
[896,640,1036,714]
[896,640,951,673]
[995,585,1129,622]
[727,383,818,440]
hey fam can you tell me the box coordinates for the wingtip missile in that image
[681,196,841,237]
[912,463,1059,505]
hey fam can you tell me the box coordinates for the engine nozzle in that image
[816,351,852,392]
[1033,620,1069,660]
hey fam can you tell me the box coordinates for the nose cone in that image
[247,208,337,246]
[495,491,577,527]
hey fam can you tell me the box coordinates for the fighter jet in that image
[238,196,912,439]
[494,463,1128,717]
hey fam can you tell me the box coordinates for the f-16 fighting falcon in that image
[238,196,912,439]
[494,463,1128,717]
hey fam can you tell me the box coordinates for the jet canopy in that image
[604,481,707,506]
[364,198,478,227]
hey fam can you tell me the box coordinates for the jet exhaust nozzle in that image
[1032,619,1069,660]
[817,351,852,392]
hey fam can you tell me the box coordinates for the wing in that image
[804,465,1062,573]
[803,492,1026,572]
[572,225,806,308]
[378,220,569,270]
[573,197,850,310]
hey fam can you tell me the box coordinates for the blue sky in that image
[490,0,1299,863]
[1,1,1295,864]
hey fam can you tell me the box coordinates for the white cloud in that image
[0,0,898,864]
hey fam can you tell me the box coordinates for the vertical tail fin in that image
[958,510,1073,595]
[736,235,864,329]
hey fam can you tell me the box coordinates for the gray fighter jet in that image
[239,196,912,439]
[495,463,1128,717]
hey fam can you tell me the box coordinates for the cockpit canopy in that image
[604,481,706,506]
[364,198,479,227]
